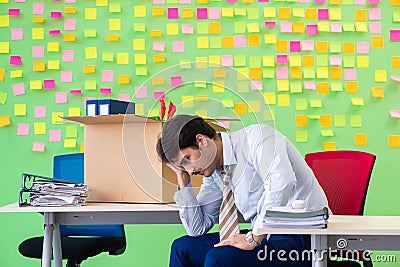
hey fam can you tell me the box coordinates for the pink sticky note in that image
[314,0,326,3]
[49,29,61,35]
[276,67,288,79]
[265,21,277,28]
[179,0,191,3]
[258,0,271,2]
[302,40,314,51]
[15,0,27,2]
[330,22,343,33]
[13,83,25,96]
[49,130,61,142]
[330,55,342,66]
[391,76,400,82]
[357,42,369,54]
[70,89,82,95]
[44,80,56,90]
[32,142,45,152]
[276,54,288,64]
[153,42,165,51]
[60,70,72,83]
[182,24,194,34]
[65,0,77,3]
[135,86,148,98]
[10,56,22,66]
[17,124,29,136]
[51,11,62,19]
[369,8,381,20]
[197,8,208,19]
[389,110,400,118]
[234,36,246,48]
[170,76,183,88]
[118,94,130,102]
[354,0,366,4]
[306,24,318,35]
[173,41,185,52]
[33,3,44,15]
[217,116,230,129]
[32,46,44,58]
[102,70,114,82]
[344,69,357,81]
[390,30,400,42]
[154,91,166,100]
[318,9,329,20]
[153,0,165,4]
[64,19,76,31]
[34,106,46,118]
[290,41,301,52]
[56,92,68,104]
[168,8,179,19]
[250,81,263,90]
[8,9,20,16]
[11,28,23,40]
[209,8,221,19]
[304,81,317,90]
[280,22,293,33]
[368,0,379,4]
[100,88,112,94]
[226,0,238,2]
[369,22,381,34]
[221,55,233,66]
[62,50,74,62]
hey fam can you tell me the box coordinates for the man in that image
[156,115,328,267]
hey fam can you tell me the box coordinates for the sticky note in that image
[34,122,46,135]
[85,47,97,59]
[10,56,22,66]
[11,28,23,40]
[14,104,26,116]
[306,24,318,35]
[182,24,194,34]
[85,8,97,20]
[84,29,97,37]
[0,115,10,127]
[64,139,77,148]
[17,123,29,136]
[52,112,64,124]
[296,115,308,127]
[32,142,45,152]
[375,70,387,82]
[320,114,332,127]
[0,91,6,103]
[390,30,400,42]
[32,28,44,40]
[44,80,55,90]
[350,115,362,127]
[49,130,61,142]
[182,96,194,108]
[310,99,323,108]
[117,52,129,64]
[0,42,9,54]
[60,70,73,83]
[371,86,384,98]
[296,131,308,143]
[389,136,400,148]
[66,126,78,138]
[135,86,148,99]
[278,94,290,106]
[34,106,46,118]
[321,129,334,137]
[118,75,130,84]
[170,76,183,87]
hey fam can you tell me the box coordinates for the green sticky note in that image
[250,56,261,68]
[295,98,307,111]
[85,80,96,90]
[238,81,250,93]
[343,56,355,68]
[316,55,328,67]
[247,8,259,20]
[222,98,234,108]
[334,115,346,127]
[308,114,320,119]
[321,129,334,137]
[234,8,246,16]
[343,22,355,32]
[133,23,146,32]
[331,82,343,92]
[179,60,192,69]
[109,3,121,13]
[330,42,341,53]
[148,108,159,118]
[350,115,362,127]
[167,0,178,3]
[210,37,221,48]
[0,91,7,104]
[342,0,354,4]
[136,67,148,76]
[296,130,308,143]
[84,29,97,37]
[394,10,400,22]
[310,98,322,108]
[303,67,316,79]
[195,80,207,88]
[197,22,208,34]
[234,22,246,34]
[290,82,302,93]
[263,68,275,78]
[102,52,114,62]
[234,55,246,67]
[66,126,78,138]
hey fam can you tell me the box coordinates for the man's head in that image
[156,115,220,176]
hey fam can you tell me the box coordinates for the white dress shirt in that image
[174,124,329,237]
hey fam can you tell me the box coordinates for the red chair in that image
[305,150,376,267]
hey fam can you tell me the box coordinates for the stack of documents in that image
[262,207,329,229]
[19,173,90,207]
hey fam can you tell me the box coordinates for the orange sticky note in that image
[391,0,400,6]
[278,7,291,20]
[80,142,85,153]
[317,82,329,94]
[222,36,234,48]
[355,133,367,146]
[182,8,194,18]
[118,75,130,84]
[152,7,165,16]
[346,81,358,94]
[209,22,221,34]
[293,22,305,33]
[32,16,45,23]
[65,7,77,14]
[235,103,247,115]
[250,68,262,80]
[372,36,384,48]
[296,115,308,127]
[276,40,288,52]
[153,54,165,63]
[330,67,342,80]
[83,65,96,73]
[150,30,162,37]
[248,35,260,47]
[343,42,355,54]
[392,56,400,68]
[323,142,336,151]
[320,114,332,127]
[33,61,46,72]
[355,9,367,21]
[214,69,227,78]
[389,135,400,147]
[371,86,384,98]
[107,34,119,41]
[63,34,76,42]
[330,0,341,4]
[152,77,165,85]
[0,68,5,81]
[316,41,328,53]
[305,8,317,20]
[0,115,11,127]
[303,55,314,66]
[290,67,302,79]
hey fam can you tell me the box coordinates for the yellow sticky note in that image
[34,122,46,135]
[167,24,178,35]
[264,7,276,18]
[96,0,108,6]
[109,19,121,31]
[375,70,387,82]
[195,80,207,88]
[296,115,308,127]
[221,8,234,17]
[152,77,164,85]
[248,101,260,113]
[0,115,11,127]
[0,15,10,27]
[133,39,145,51]
[84,29,97,37]
[320,114,332,127]
[68,108,80,117]
[329,8,342,20]
[134,6,146,18]
[52,112,64,124]
[85,80,96,90]
[296,130,308,143]
[30,80,42,90]
[33,61,46,72]
[32,28,44,40]
[102,52,114,62]
[83,65,96,73]
[222,99,234,108]
[371,86,384,98]
[135,103,145,116]
[277,80,289,91]
[134,54,146,65]
[48,60,60,70]
[213,81,224,93]
[263,56,275,67]
[318,22,330,32]
[235,103,247,115]
[14,104,26,116]
[117,52,129,64]
[47,42,59,52]
[321,129,334,137]
[357,56,369,68]
[247,23,260,33]
[289,55,301,67]
[136,67,147,76]
[0,42,9,53]
[134,23,145,32]
[85,47,97,59]
[355,133,367,146]
[264,92,276,105]
[310,99,322,108]
[351,98,365,106]
[64,139,77,148]
[118,75,130,84]
[323,142,336,151]
[195,110,208,118]
[278,94,290,106]
[197,37,209,49]
[182,96,194,108]
[214,70,227,78]
[209,56,221,67]
[293,8,305,17]
[264,34,276,44]
[85,8,97,20]
[10,70,22,78]
[196,95,208,102]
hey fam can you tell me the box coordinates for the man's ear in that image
[196,134,206,147]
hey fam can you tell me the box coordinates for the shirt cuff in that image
[173,182,197,207]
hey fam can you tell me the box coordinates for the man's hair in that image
[156,115,217,163]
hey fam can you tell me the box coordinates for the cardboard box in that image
[64,114,228,203]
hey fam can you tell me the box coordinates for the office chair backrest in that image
[305,150,376,216]
[54,153,124,237]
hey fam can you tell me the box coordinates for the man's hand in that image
[214,234,255,251]
[166,163,191,189]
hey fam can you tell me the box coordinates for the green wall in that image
[1,0,400,266]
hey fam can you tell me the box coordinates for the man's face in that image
[172,137,218,177]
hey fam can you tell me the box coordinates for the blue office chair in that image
[18,153,126,267]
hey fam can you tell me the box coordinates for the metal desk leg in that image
[311,234,328,267]
[53,223,62,267]
[42,212,54,267]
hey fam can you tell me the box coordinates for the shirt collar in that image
[221,132,238,169]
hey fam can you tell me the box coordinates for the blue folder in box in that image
[98,100,135,115]
[86,100,98,116]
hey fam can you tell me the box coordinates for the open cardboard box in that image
[64,114,230,203]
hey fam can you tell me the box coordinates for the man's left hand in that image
[214,234,255,251]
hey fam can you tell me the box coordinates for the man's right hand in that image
[166,163,191,189]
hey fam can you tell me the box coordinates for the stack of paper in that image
[19,173,90,207]
[262,207,329,229]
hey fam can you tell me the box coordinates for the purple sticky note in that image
[32,142,45,152]
[306,24,318,35]
[118,94,130,102]
[170,76,183,88]
[33,3,44,15]
[100,88,112,94]
[153,42,165,51]
[209,8,221,19]
[276,54,288,64]
[390,30,400,42]
[280,22,293,33]
[318,9,329,20]
[344,68,357,81]
[221,55,233,66]
[8,9,20,16]
[368,0,379,4]
[173,41,185,52]
[49,130,61,142]
[264,21,277,28]
[49,29,61,35]
[11,28,23,40]
[330,55,342,66]
[181,24,194,34]
[135,86,148,98]
[330,22,342,33]
[153,91,166,100]
[17,124,29,136]
[62,50,74,62]
[64,19,76,31]
[197,8,208,19]
[32,46,44,58]
[276,67,289,79]
[70,89,82,95]
[357,42,369,54]
[51,11,62,19]
[56,92,68,104]
[250,81,263,90]
[60,70,72,83]
[34,106,46,118]
[234,36,246,48]
[302,40,314,51]
[102,70,114,82]
[10,56,22,66]
[168,8,179,19]
[369,8,381,20]
[44,80,56,90]
[314,0,326,4]
[290,41,301,52]
[13,83,25,96]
